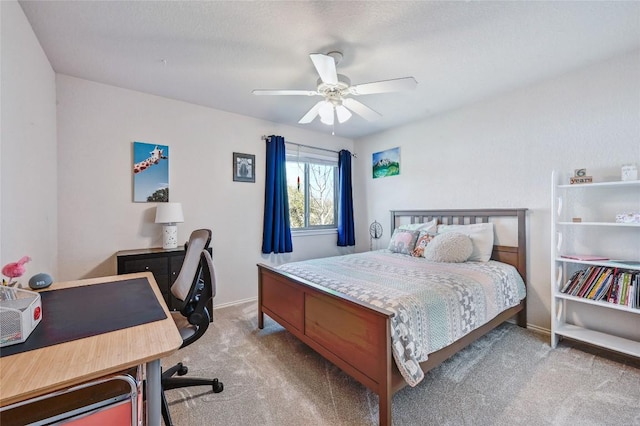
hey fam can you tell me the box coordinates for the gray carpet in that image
[162,301,640,425]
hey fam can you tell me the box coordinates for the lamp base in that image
[162,224,178,249]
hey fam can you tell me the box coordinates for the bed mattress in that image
[277,250,526,386]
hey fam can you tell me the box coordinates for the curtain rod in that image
[261,135,356,157]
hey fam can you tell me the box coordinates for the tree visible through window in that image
[286,155,337,230]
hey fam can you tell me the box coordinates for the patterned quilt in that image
[277,250,526,386]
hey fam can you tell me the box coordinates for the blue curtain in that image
[337,149,355,246]
[262,135,293,254]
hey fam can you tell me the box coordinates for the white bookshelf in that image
[553,324,640,358]
[557,222,640,227]
[550,171,640,357]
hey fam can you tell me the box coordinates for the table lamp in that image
[155,202,184,249]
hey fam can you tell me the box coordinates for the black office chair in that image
[161,229,223,426]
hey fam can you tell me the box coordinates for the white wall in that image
[5,0,638,332]
[353,50,640,331]
[0,1,58,281]
[55,75,353,306]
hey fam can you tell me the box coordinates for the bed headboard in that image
[390,209,528,284]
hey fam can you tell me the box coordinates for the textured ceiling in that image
[19,1,640,139]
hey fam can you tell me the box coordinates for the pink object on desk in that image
[2,256,31,282]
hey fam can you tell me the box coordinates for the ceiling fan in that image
[252,51,417,126]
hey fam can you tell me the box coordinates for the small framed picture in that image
[233,152,255,183]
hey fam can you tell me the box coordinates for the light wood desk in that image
[0,272,182,425]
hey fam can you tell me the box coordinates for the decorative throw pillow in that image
[411,232,437,257]
[437,222,494,262]
[388,229,419,255]
[424,232,473,263]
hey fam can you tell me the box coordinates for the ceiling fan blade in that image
[298,101,325,124]
[343,98,382,121]
[310,54,338,85]
[252,89,317,96]
[349,77,418,95]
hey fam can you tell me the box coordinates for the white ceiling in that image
[19,1,640,139]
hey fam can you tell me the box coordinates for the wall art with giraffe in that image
[133,141,170,202]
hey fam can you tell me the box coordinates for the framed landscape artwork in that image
[133,141,169,202]
[372,147,400,179]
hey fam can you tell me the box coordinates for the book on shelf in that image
[607,275,618,303]
[560,266,639,309]
[563,268,587,295]
[594,274,614,301]
[586,269,609,299]
[580,267,606,298]
[562,265,592,296]
[560,270,583,293]
[560,254,609,261]
[568,267,591,296]
[576,266,602,298]
[606,270,639,308]
[619,273,630,306]
[628,277,636,307]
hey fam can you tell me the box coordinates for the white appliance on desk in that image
[0,286,42,347]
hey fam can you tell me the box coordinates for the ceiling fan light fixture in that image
[318,100,333,116]
[320,110,334,125]
[336,104,352,123]
[319,101,334,125]
[320,114,334,126]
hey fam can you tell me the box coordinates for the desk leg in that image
[146,359,161,426]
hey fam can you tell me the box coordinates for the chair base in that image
[161,362,223,426]
[163,376,223,392]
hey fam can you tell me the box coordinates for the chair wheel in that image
[213,378,224,393]
[177,365,188,376]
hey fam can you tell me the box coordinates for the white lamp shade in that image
[335,105,352,123]
[155,202,184,224]
[319,101,334,125]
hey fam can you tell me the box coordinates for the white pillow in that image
[424,232,473,263]
[398,218,438,233]
[437,222,494,262]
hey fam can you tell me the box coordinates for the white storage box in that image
[0,286,43,347]
[615,212,640,223]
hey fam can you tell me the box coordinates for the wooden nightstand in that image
[116,247,213,316]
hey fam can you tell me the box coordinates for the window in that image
[286,152,338,230]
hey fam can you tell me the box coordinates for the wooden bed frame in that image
[257,209,527,425]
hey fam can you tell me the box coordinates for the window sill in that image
[291,228,337,237]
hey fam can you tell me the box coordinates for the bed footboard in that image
[258,263,395,425]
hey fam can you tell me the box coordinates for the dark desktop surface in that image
[1,277,166,357]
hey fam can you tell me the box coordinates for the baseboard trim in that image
[525,323,550,336]
[506,318,550,336]
[213,297,257,310]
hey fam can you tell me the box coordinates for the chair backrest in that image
[173,233,217,348]
[178,249,216,348]
[201,249,216,300]
[171,229,211,305]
